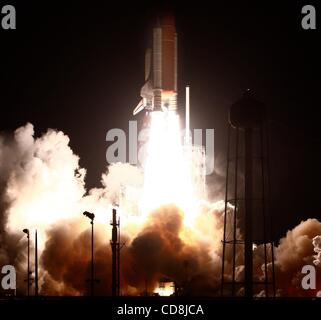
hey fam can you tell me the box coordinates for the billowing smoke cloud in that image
[0,123,144,295]
[41,221,113,296]
[274,219,321,296]
[86,162,143,210]
[40,202,226,296]
[5,123,86,233]
[0,123,321,297]
[121,203,223,296]
[0,123,87,293]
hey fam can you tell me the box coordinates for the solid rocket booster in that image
[133,14,178,115]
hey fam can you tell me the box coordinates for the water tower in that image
[220,90,276,298]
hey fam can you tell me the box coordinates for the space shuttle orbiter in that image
[133,14,178,115]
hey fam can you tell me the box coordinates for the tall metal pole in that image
[117,217,120,296]
[35,230,38,297]
[185,86,190,145]
[260,126,269,296]
[265,123,276,297]
[220,126,230,296]
[23,229,30,296]
[244,129,253,298]
[83,211,95,296]
[111,208,118,297]
[91,218,94,297]
[232,128,239,296]
[27,235,30,296]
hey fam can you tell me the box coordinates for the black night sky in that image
[1,0,320,241]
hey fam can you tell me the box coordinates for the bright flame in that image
[140,111,197,221]
[154,281,175,296]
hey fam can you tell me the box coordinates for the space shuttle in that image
[133,14,178,115]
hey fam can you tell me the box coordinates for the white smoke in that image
[0,123,145,294]
[3,123,86,235]
[1,124,144,231]
[84,162,143,212]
